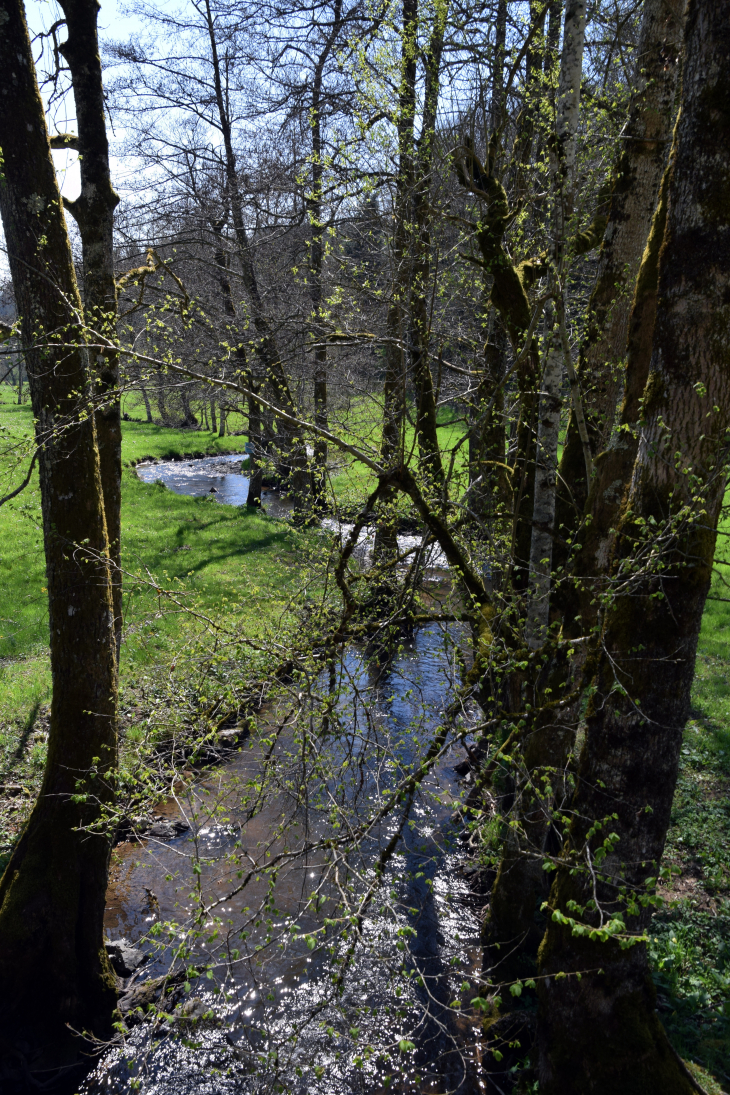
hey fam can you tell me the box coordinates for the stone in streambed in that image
[106,938,147,977]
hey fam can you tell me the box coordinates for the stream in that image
[83,457,485,1094]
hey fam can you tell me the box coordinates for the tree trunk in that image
[0,0,118,1070]
[374,0,417,561]
[538,1,730,1088]
[525,307,564,649]
[489,0,507,133]
[246,371,264,507]
[202,0,308,498]
[525,0,586,644]
[308,1,343,511]
[140,383,154,422]
[409,0,448,497]
[468,313,510,525]
[485,0,588,997]
[565,157,672,637]
[181,386,197,427]
[555,0,686,530]
[157,386,169,423]
[58,0,123,660]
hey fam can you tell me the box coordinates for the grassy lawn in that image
[0,386,318,856]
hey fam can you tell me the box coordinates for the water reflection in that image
[89,629,485,1094]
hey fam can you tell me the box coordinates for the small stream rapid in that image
[84,457,485,1094]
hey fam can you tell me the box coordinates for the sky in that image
[0,0,144,281]
[32,0,143,201]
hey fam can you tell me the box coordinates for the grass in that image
[323,393,470,507]
[0,385,319,857]
[648,543,730,1089]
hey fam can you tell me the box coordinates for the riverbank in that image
[0,393,319,868]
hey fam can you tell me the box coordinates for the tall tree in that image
[537,0,730,1088]
[524,0,587,648]
[555,0,687,536]
[0,0,119,1070]
[55,0,123,658]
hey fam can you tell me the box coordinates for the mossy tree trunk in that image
[537,1,730,1088]
[452,132,546,590]
[525,0,586,649]
[485,0,588,981]
[468,314,510,526]
[555,0,686,536]
[57,0,122,659]
[380,0,416,477]
[0,0,118,1071]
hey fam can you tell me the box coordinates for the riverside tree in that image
[0,0,119,1072]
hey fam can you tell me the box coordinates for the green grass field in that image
[0,386,315,721]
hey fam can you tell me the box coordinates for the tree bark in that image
[409,0,448,497]
[140,383,153,422]
[525,0,586,645]
[525,306,564,648]
[537,1,730,1088]
[58,0,123,660]
[485,0,588,985]
[374,0,417,561]
[380,0,416,477]
[555,0,687,530]
[468,312,510,524]
[246,370,264,506]
[308,0,343,510]
[0,0,118,1069]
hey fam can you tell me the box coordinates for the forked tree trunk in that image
[0,0,118,1070]
[566,160,672,633]
[555,0,686,531]
[537,2,730,1089]
[58,0,123,660]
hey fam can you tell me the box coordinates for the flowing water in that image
[134,454,448,566]
[82,459,485,1094]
